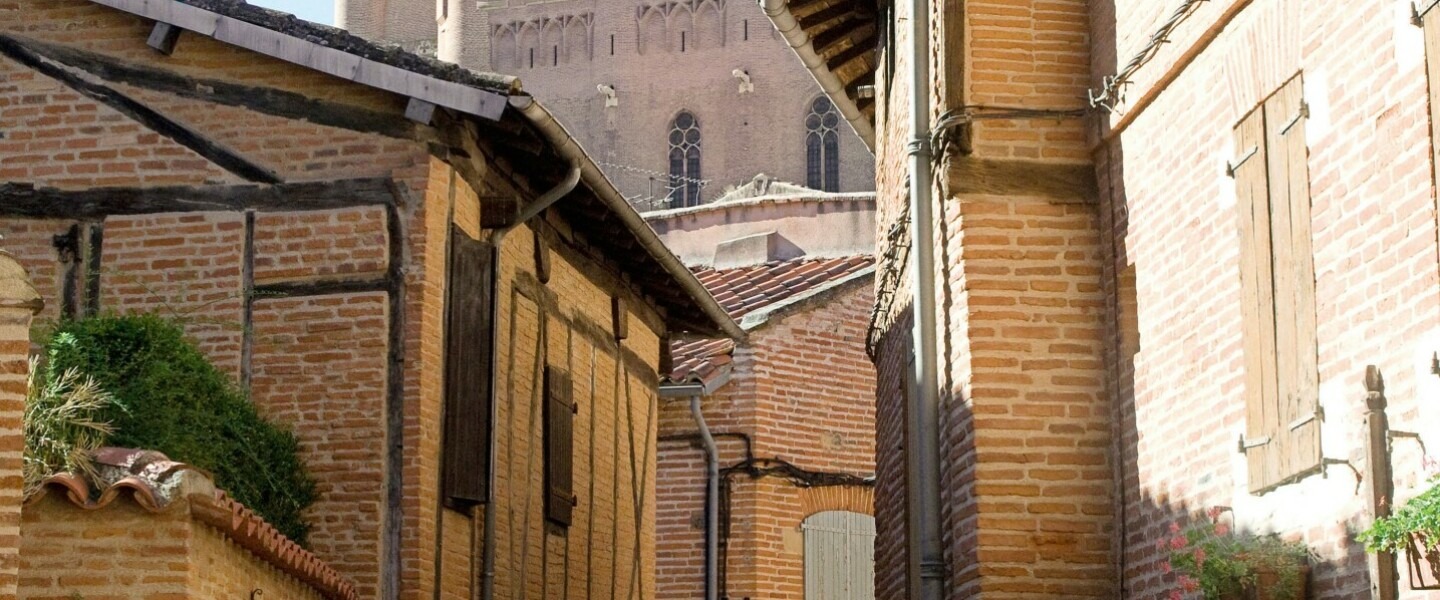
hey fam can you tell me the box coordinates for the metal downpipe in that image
[480,162,582,600]
[905,0,945,596]
[690,394,720,600]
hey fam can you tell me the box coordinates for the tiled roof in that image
[668,256,874,385]
[696,256,874,320]
[27,448,357,600]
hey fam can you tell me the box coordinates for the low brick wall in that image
[18,469,350,600]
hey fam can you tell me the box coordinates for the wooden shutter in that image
[1235,106,1278,491]
[442,226,496,507]
[803,511,877,600]
[1235,75,1320,493]
[1425,5,1440,174]
[534,233,551,284]
[1263,76,1321,488]
[544,366,575,526]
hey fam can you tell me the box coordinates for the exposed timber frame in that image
[0,35,281,183]
[0,179,397,219]
[0,178,408,600]
[4,34,422,140]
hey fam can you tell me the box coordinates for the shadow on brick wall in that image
[1089,6,1373,594]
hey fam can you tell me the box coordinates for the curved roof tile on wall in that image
[26,448,358,600]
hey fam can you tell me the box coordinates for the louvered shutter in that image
[442,226,495,507]
[544,366,575,526]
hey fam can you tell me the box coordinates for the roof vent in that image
[713,231,803,269]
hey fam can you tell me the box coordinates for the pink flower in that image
[1207,506,1223,520]
[1214,523,1230,536]
[1161,560,1172,574]
[1169,522,1182,534]
[1169,590,1183,600]
[1180,575,1200,592]
[1170,535,1187,550]
[1192,547,1206,567]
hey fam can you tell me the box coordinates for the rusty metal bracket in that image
[1279,102,1310,136]
[1237,433,1271,454]
[1389,430,1428,456]
[1225,145,1259,177]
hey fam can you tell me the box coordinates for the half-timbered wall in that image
[1,5,667,600]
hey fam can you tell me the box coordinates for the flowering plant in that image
[1357,457,1440,558]
[1159,507,1310,600]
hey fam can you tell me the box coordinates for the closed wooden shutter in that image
[1264,76,1321,489]
[442,226,495,507]
[544,366,575,526]
[803,511,876,600]
[1427,5,1440,173]
[1235,75,1320,493]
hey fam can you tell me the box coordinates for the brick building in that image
[647,190,878,600]
[0,2,740,599]
[768,0,1440,598]
[337,0,876,209]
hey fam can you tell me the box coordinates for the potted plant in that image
[1160,507,1311,600]
[1357,470,1440,589]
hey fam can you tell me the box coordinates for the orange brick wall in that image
[655,284,877,600]
[250,293,390,600]
[0,223,69,325]
[100,212,247,374]
[959,0,1091,162]
[2,5,680,600]
[18,494,328,600]
[478,218,663,600]
[0,5,446,597]
[870,0,1109,596]
[0,54,236,188]
[253,208,390,282]
[0,254,40,600]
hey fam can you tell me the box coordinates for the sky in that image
[249,0,334,25]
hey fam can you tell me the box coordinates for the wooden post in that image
[1365,365,1399,600]
[0,251,42,600]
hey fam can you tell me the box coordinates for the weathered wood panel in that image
[443,227,495,506]
[1233,105,1279,492]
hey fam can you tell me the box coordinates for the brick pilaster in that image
[0,251,42,600]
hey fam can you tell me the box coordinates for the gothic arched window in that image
[668,111,702,207]
[805,96,841,192]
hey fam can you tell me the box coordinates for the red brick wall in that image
[656,283,877,600]
[0,55,236,188]
[1095,1,1440,598]
[250,292,390,600]
[100,211,247,374]
[0,5,436,597]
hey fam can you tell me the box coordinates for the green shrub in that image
[1358,473,1440,555]
[44,314,317,544]
[24,332,118,494]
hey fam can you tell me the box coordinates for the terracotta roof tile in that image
[668,256,874,384]
[26,448,357,600]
